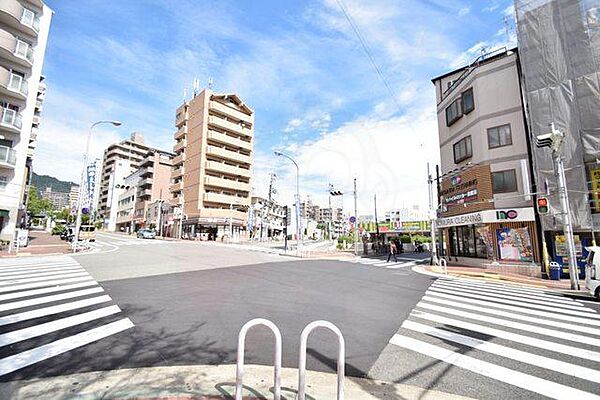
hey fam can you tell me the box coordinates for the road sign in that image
[349,216,356,224]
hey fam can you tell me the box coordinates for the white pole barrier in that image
[235,318,282,400]
[439,258,447,275]
[297,320,345,400]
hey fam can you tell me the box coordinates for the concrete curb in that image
[0,364,474,400]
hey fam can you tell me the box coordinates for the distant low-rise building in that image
[41,187,68,210]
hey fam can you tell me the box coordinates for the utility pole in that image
[353,178,358,256]
[536,123,579,290]
[374,193,379,236]
[427,163,438,265]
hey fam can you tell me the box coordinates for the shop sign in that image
[555,234,582,256]
[440,178,478,206]
[437,208,535,228]
[591,166,600,213]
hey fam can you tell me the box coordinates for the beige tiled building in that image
[114,150,173,232]
[172,89,254,240]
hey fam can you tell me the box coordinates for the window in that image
[488,124,512,148]
[453,136,472,163]
[0,176,8,189]
[445,98,462,126]
[21,9,35,27]
[492,170,518,193]
[462,88,474,114]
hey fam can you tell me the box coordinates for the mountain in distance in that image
[31,172,77,195]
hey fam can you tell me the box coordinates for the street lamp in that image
[274,151,302,256]
[73,120,121,252]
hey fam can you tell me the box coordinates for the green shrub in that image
[52,225,65,235]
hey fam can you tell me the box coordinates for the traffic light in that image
[283,205,291,226]
[537,197,549,215]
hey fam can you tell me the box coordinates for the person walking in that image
[387,240,398,263]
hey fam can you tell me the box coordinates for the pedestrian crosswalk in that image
[348,256,428,269]
[390,277,600,399]
[0,255,133,377]
[88,235,171,253]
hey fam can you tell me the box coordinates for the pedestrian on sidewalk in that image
[387,240,398,262]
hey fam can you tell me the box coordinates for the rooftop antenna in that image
[503,16,511,47]
[183,88,188,102]
[193,78,200,97]
[208,77,214,90]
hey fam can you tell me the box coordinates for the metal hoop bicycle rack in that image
[235,318,345,400]
[298,320,345,400]
[235,318,282,400]
[439,258,448,275]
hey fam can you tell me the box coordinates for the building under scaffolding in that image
[516,0,600,270]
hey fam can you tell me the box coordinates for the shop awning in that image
[0,209,9,217]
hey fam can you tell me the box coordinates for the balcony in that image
[0,0,40,37]
[139,177,153,187]
[0,145,16,169]
[138,188,152,199]
[32,114,39,125]
[0,107,22,133]
[203,192,250,207]
[0,66,27,100]
[173,152,185,166]
[209,100,252,124]
[208,115,252,138]
[206,145,251,165]
[139,166,153,177]
[172,167,184,179]
[174,125,187,140]
[173,139,186,153]
[206,130,252,151]
[205,161,251,178]
[170,181,183,193]
[0,28,33,67]
[204,176,250,192]
[175,108,188,128]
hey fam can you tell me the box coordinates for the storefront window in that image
[496,227,533,262]
[448,225,487,259]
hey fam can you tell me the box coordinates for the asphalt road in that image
[2,235,600,399]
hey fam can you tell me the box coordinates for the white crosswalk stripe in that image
[348,256,428,269]
[0,255,134,377]
[87,235,171,253]
[389,277,600,399]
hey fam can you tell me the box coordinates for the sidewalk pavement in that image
[423,263,579,291]
[0,364,474,400]
[0,230,70,258]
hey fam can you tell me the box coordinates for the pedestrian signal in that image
[537,197,549,215]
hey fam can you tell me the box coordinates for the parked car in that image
[137,229,156,239]
[584,246,600,298]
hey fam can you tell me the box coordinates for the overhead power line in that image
[334,0,403,112]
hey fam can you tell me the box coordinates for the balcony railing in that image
[1,108,22,130]
[14,39,33,64]
[20,9,40,33]
[7,72,27,96]
[206,129,252,151]
[0,145,17,167]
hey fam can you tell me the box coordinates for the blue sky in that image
[36,0,516,213]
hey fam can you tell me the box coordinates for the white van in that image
[584,246,600,298]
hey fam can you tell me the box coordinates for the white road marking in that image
[0,276,94,293]
[0,305,122,346]
[0,262,80,274]
[0,295,112,326]
[428,285,595,314]
[0,287,104,312]
[0,267,86,281]
[417,302,600,347]
[0,281,98,302]
[436,278,552,296]
[0,318,134,376]
[432,280,583,306]
[389,335,600,400]
[402,319,600,383]
[0,272,90,286]
[424,291,600,327]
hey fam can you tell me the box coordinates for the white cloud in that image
[458,7,471,17]
[263,104,440,214]
[283,118,303,133]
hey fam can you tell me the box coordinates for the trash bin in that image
[549,262,561,280]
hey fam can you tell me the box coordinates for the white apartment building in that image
[0,0,52,240]
[104,159,132,231]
